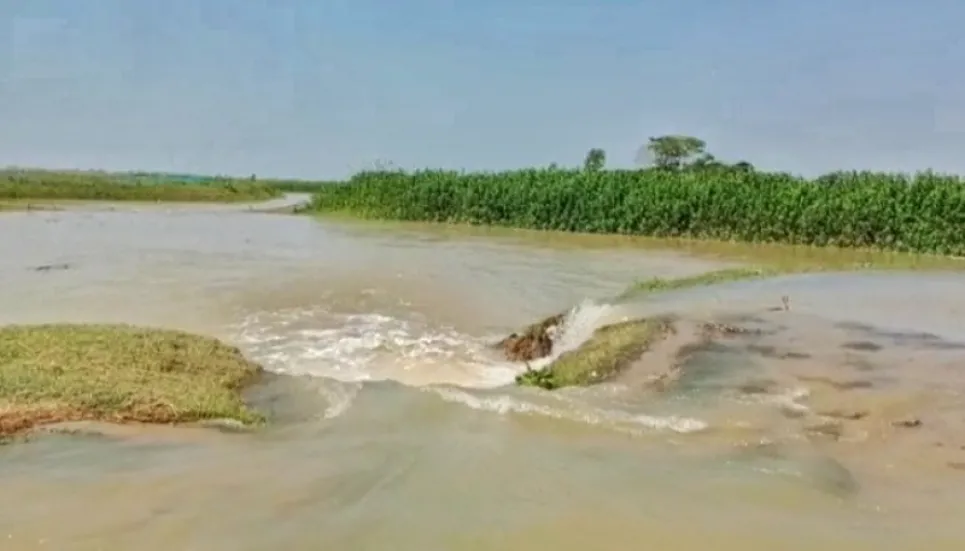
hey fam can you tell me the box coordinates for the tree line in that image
[583,135,754,173]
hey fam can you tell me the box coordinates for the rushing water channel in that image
[2,196,965,550]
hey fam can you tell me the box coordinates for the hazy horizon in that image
[2,0,964,180]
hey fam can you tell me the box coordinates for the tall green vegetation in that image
[583,148,606,172]
[305,138,965,255]
[0,169,282,202]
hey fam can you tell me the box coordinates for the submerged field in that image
[304,167,965,255]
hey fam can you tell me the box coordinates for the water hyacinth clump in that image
[305,167,965,255]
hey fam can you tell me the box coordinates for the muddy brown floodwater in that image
[2,196,965,550]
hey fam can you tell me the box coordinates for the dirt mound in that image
[495,313,565,362]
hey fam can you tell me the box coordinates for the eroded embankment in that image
[507,314,758,390]
[497,268,773,389]
[0,324,265,439]
[495,268,965,474]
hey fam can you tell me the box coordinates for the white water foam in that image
[319,380,362,420]
[527,298,628,371]
[233,297,627,388]
[429,386,707,434]
[769,387,813,417]
[232,306,522,389]
[231,297,672,425]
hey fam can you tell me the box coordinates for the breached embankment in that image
[492,268,965,476]
[496,268,774,390]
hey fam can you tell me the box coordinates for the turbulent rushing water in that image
[2,196,965,550]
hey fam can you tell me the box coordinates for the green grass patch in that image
[0,324,265,436]
[516,319,670,389]
[620,267,774,299]
[0,169,282,202]
[0,199,65,212]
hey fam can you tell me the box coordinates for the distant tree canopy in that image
[637,135,707,169]
[583,148,606,172]
[636,135,755,173]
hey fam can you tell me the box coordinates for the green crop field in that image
[304,166,965,256]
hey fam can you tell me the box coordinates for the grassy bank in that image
[514,268,770,390]
[0,324,265,437]
[517,319,671,389]
[618,267,774,299]
[305,168,965,255]
[0,199,69,212]
[0,169,282,202]
[268,179,345,193]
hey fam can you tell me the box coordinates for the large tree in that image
[636,135,707,169]
[583,148,606,172]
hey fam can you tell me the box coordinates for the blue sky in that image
[1,0,963,179]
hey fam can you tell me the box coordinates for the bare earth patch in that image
[495,313,564,362]
[0,324,265,438]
